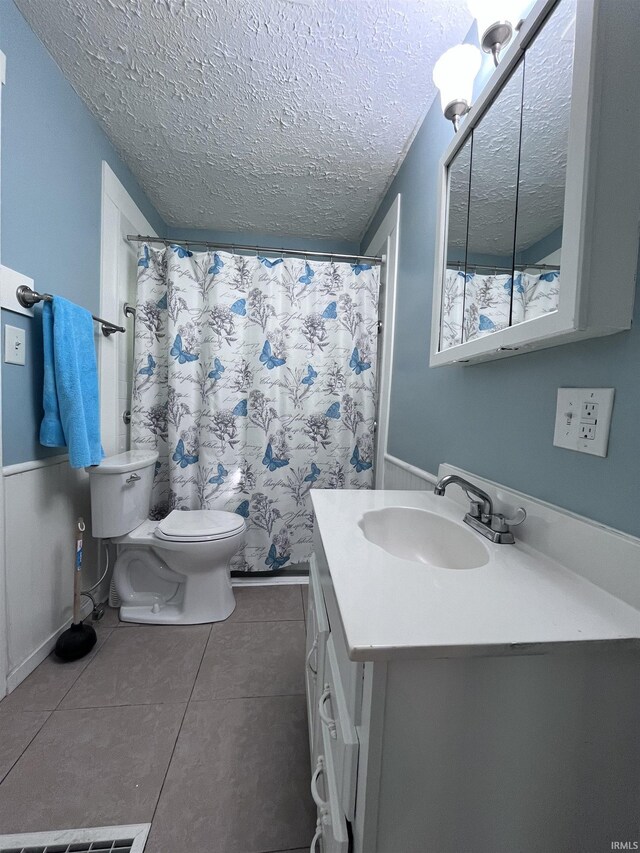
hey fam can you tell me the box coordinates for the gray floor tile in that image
[0,628,113,712]
[60,625,210,709]
[147,696,315,853]
[193,621,305,700]
[94,605,123,629]
[0,703,185,833]
[301,584,308,624]
[228,585,304,622]
[0,709,50,783]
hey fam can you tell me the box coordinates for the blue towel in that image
[40,296,104,468]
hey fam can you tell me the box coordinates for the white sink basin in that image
[359,506,489,570]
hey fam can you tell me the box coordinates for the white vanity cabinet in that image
[306,497,640,853]
[305,559,329,763]
[306,553,360,852]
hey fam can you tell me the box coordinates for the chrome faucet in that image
[433,474,525,544]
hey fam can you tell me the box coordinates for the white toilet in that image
[88,450,246,624]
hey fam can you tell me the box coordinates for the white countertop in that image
[311,489,640,661]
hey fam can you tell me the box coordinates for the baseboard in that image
[232,575,308,587]
[6,599,93,693]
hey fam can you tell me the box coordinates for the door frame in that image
[99,161,156,456]
[0,49,8,699]
[363,194,401,489]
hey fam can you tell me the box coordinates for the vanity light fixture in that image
[467,0,521,65]
[432,44,482,132]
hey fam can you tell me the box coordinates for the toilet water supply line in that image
[77,517,110,619]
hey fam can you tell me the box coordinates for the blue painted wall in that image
[0,0,166,465]
[362,75,640,537]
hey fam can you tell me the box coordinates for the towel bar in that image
[15,286,126,336]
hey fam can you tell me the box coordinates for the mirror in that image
[513,0,576,322]
[441,136,472,350]
[438,0,577,353]
[463,60,524,343]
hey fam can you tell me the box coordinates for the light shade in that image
[467,0,522,42]
[432,44,482,114]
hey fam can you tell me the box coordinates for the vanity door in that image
[306,554,329,767]
[310,723,350,853]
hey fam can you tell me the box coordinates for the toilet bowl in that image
[88,452,246,625]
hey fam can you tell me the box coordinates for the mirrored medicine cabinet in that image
[430,0,640,366]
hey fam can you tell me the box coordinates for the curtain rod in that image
[127,235,383,265]
[16,286,126,336]
[449,262,561,272]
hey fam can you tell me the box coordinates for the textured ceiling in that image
[15,0,473,241]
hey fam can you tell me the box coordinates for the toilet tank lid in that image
[89,450,159,475]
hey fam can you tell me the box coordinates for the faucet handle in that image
[468,500,483,519]
[490,514,509,533]
[503,507,527,527]
[490,507,527,533]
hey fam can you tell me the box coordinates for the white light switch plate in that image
[4,324,26,365]
[553,388,615,457]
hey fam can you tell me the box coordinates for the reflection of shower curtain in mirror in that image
[131,244,380,572]
[440,269,560,349]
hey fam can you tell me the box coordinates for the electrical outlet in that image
[553,388,615,457]
[579,423,596,440]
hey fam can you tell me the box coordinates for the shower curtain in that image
[131,244,380,572]
[440,268,560,349]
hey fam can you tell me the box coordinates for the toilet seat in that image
[154,509,245,543]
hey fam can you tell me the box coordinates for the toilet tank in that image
[88,450,159,538]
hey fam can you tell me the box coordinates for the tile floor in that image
[0,584,314,853]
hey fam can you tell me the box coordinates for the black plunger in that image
[55,517,97,661]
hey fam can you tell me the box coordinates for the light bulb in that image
[432,44,482,129]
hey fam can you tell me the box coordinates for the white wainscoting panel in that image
[3,459,99,690]
[383,454,436,491]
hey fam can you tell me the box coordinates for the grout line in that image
[300,584,306,623]
[148,622,213,827]
[0,710,52,788]
[257,846,310,853]
[49,699,197,711]
[220,618,305,625]
[50,692,307,712]
[6,627,116,716]
[188,692,306,702]
[50,627,115,711]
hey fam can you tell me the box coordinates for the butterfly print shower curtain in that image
[131,244,380,572]
[440,268,560,349]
